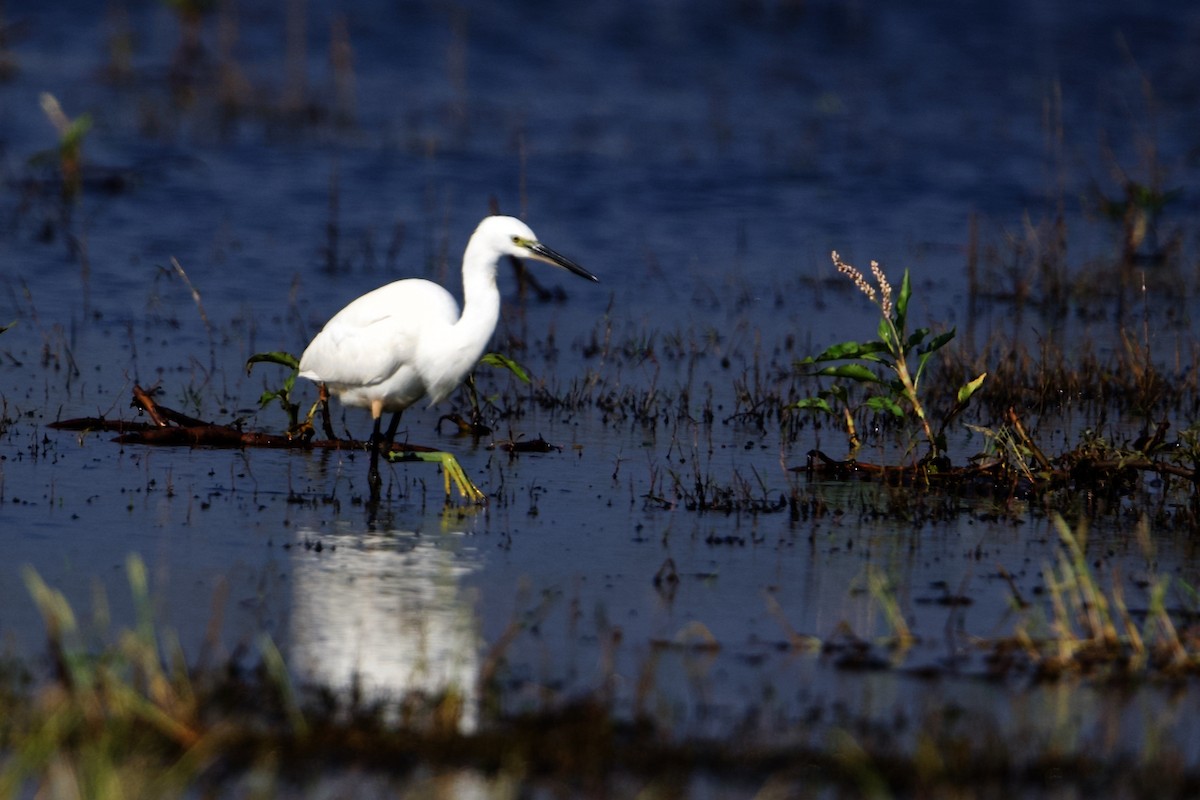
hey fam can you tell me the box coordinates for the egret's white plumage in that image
[298,276,482,414]
[298,215,596,502]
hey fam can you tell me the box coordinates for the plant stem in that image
[883,318,938,457]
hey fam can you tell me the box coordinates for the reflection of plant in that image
[163,0,215,84]
[864,565,914,649]
[1097,179,1181,264]
[794,253,985,461]
[34,93,91,202]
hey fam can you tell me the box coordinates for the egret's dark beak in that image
[527,241,598,283]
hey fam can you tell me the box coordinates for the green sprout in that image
[478,352,530,383]
[34,93,92,203]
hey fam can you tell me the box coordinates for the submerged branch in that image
[49,385,441,454]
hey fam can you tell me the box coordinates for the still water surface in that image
[2,0,1200,782]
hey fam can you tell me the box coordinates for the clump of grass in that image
[5,556,208,797]
[1008,514,1199,679]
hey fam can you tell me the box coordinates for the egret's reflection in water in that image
[288,525,482,732]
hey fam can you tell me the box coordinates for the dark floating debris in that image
[489,435,559,454]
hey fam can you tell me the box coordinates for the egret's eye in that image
[511,235,522,245]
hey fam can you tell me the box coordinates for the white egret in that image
[298,215,597,503]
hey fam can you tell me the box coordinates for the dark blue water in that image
[3,0,1200,787]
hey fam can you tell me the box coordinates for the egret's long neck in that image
[455,242,502,350]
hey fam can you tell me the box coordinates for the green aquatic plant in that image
[793,252,986,462]
[246,350,305,435]
[32,93,91,203]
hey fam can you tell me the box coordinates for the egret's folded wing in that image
[298,280,460,388]
[298,316,415,387]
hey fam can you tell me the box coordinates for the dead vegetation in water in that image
[799,513,1200,688]
[776,251,1200,529]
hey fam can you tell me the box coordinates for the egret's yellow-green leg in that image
[386,449,487,505]
[373,402,485,505]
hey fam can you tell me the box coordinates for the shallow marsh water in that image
[3,0,1200,794]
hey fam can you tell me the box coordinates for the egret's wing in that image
[299,317,414,388]
[298,280,459,387]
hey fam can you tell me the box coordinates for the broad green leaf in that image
[865,395,905,418]
[801,339,889,363]
[914,329,956,385]
[861,355,896,369]
[246,351,299,373]
[878,316,893,348]
[919,329,955,354]
[480,352,531,383]
[257,389,282,408]
[792,397,834,415]
[894,269,912,332]
[915,349,936,386]
[62,114,92,150]
[957,372,987,404]
[815,363,882,383]
[905,326,932,351]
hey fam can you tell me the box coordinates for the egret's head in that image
[477,215,598,283]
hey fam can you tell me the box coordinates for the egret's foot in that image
[387,449,487,505]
